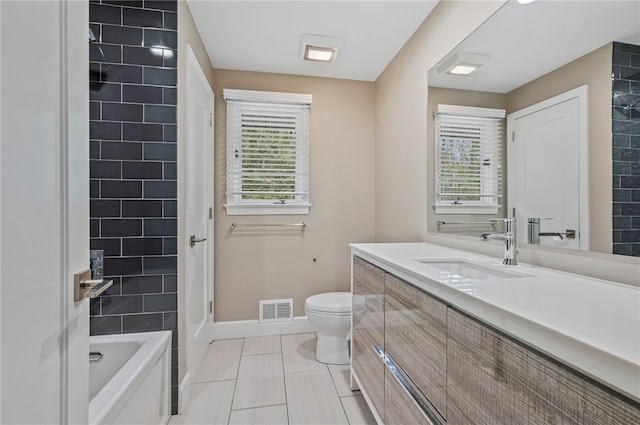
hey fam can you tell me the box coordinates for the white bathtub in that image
[89,331,172,425]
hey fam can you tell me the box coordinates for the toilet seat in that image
[305,292,351,314]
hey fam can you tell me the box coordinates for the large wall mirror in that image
[427,0,640,257]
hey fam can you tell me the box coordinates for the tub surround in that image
[88,0,179,414]
[351,242,640,403]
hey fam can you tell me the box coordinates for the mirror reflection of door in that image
[508,85,589,251]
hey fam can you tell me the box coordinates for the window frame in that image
[223,89,312,216]
[434,104,505,215]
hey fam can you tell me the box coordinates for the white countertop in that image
[350,242,640,402]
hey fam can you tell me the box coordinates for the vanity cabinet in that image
[384,362,431,425]
[447,308,640,425]
[351,250,640,425]
[384,273,447,423]
[352,257,385,419]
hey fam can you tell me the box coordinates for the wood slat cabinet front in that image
[352,256,386,419]
[384,357,432,425]
[384,273,447,423]
[447,308,640,425]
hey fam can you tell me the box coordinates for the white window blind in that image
[434,104,505,214]
[224,89,312,215]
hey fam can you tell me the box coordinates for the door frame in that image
[507,84,589,250]
[179,43,215,412]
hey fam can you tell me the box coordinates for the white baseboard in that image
[177,372,192,415]
[211,316,317,340]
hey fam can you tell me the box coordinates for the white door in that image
[508,85,589,251]
[1,1,89,423]
[184,44,214,403]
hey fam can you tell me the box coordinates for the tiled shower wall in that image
[612,42,640,257]
[88,0,178,413]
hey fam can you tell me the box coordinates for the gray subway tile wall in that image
[89,0,179,413]
[612,42,640,257]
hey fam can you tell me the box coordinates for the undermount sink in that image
[415,259,526,282]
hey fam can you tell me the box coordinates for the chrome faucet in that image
[527,217,564,244]
[480,218,518,265]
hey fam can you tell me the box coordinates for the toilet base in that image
[315,332,350,365]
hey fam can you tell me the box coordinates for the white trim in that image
[224,203,311,216]
[183,43,215,413]
[177,373,192,415]
[211,316,317,340]
[507,84,589,251]
[434,104,505,119]
[223,89,312,105]
[0,0,4,417]
[435,204,501,215]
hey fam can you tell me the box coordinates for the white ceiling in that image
[428,1,640,93]
[185,0,439,82]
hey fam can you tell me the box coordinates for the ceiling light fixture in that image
[300,34,342,63]
[436,51,490,76]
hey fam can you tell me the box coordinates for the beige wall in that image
[506,43,613,253]
[374,0,506,242]
[177,0,216,392]
[426,87,508,234]
[211,70,376,321]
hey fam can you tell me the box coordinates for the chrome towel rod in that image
[231,222,306,231]
[437,220,499,225]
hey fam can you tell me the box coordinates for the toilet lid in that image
[305,292,352,313]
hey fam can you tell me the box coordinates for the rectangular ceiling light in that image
[304,45,336,62]
[437,52,490,76]
[300,34,342,63]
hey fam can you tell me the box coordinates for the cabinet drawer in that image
[384,359,432,425]
[385,273,447,422]
[447,308,640,425]
[352,256,385,418]
[353,257,385,346]
[352,327,385,418]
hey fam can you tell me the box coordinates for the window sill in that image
[224,203,311,216]
[434,204,501,215]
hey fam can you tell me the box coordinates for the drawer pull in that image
[374,344,442,425]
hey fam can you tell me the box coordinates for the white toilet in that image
[305,292,360,365]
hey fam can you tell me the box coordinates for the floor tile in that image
[228,404,289,425]
[193,338,243,383]
[341,395,377,425]
[328,364,358,397]
[232,353,286,410]
[281,333,327,374]
[242,335,281,356]
[168,380,235,425]
[285,369,349,425]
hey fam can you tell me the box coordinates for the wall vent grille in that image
[259,299,293,323]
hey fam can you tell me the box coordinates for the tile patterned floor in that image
[169,333,377,425]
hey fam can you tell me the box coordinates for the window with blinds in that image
[434,104,505,214]
[223,89,312,215]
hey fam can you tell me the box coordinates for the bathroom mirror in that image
[427,0,640,256]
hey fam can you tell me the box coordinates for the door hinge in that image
[209,113,213,127]
[209,207,213,220]
[209,300,213,314]
[512,131,515,142]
